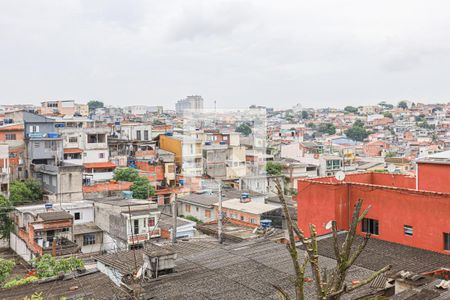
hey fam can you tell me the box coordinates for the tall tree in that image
[397,101,408,109]
[87,100,104,112]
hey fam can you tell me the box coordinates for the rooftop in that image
[216,198,280,215]
[37,211,73,222]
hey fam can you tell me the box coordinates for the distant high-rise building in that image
[175,95,204,114]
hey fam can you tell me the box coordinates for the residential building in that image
[40,100,77,116]
[94,198,161,251]
[297,167,450,254]
[10,206,79,261]
[216,197,282,228]
[0,123,25,180]
[117,122,152,141]
[177,192,218,222]
[175,95,204,115]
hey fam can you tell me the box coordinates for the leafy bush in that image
[113,167,140,182]
[0,258,15,283]
[185,215,202,224]
[2,276,38,288]
[32,255,84,278]
[131,177,155,199]
[266,161,283,176]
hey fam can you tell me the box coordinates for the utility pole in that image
[171,193,177,244]
[218,181,223,244]
[128,205,138,274]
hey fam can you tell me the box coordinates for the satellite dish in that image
[387,164,396,173]
[325,220,333,230]
[335,171,345,181]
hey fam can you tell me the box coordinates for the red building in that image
[297,167,450,254]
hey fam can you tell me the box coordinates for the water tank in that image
[165,132,173,136]
[205,141,212,145]
[47,132,59,138]
[219,141,226,145]
[260,219,272,229]
[44,203,53,210]
[122,191,133,199]
[178,179,185,186]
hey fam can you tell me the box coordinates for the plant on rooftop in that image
[87,100,104,112]
[31,254,84,279]
[0,258,15,283]
[273,179,391,300]
[2,275,38,289]
[23,292,43,300]
[184,215,202,224]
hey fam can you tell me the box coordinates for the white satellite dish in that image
[387,164,396,173]
[325,220,333,230]
[335,171,346,181]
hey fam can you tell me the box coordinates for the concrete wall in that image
[417,162,450,193]
[298,176,450,254]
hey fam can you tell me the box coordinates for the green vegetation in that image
[235,123,252,136]
[130,177,155,199]
[87,100,104,112]
[3,276,38,289]
[345,119,368,141]
[344,106,358,113]
[301,110,309,119]
[378,101,394,109]
[0,258,15,283]
[266,161,283,176]
[318,123,336,135]
[113,167,155,199]
[113,167,140,182]
[397,100,408,109]
[9,179,43,206]
[382,111,393,119]
[23,292,43,300]
[185,215,203,224]
[417,121,435,130]
[0,195,13,240]
[32,254,84,278]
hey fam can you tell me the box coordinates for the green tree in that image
[0,195,13,240]
[131,177,155,199]
[398,101,408,109]
[345,126,368,141]
[266,161,283,176]
[113,167,140,182]
[353,119,365,127]
[318,123,336,135]
[9,179,42,206]
[235,123,252,136]
[344,106,358,113]
[382,112,393,119]
[87,100,104,112]
[301,111,309,119]
[378,101,394,109]
[32,254,84,278]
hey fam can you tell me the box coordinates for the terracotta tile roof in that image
[64,147,83,154]
[83,161,116,169]
[0,123,24,131]
[82,181,132,193]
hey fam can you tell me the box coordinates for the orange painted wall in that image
[418,163,450,193]
[298,173,450,254]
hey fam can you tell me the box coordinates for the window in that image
[69,137,78,143]
[144,130,149,140]
[148,217,155,227]
[205,210,211,218]
[74,212,81,220]
[83,234,96,246]
[61,228,69,232]
[5,134,16,140]
[444,233,450,251]
[136,130,141,140]
[30,125,39,133]
[250,218,256,224]
[240,215,245,221]
[185,204,191,213]
[196,207,199,212]
[404,225,413,236]
[362,218,379,235]
[133,219,139,234]
[99,153,105,159]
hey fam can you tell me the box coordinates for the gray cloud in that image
[1,0,450,109]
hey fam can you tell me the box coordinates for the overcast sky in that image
[1,0,450,109]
